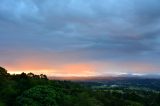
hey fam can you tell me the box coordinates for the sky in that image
[0,0,160,77]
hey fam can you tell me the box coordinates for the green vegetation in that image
[0,66,160,106]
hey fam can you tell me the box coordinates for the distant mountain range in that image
[48,73,160,81]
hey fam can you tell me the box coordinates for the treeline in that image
[0,67,160,106]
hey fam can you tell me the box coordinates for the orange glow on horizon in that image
[3,60,160,77]
[7,63,98,77]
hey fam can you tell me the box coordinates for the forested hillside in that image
[0,67,160,106]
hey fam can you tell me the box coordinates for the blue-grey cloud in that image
[0,0,160,74]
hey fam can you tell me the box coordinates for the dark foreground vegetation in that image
[0,67,160,106]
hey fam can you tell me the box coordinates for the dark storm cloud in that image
[0,0,160,73]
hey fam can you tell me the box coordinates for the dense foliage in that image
[0,67,160,106]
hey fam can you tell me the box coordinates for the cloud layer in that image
[0,0,160,76]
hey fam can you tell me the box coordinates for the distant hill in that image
[48,73,160,81]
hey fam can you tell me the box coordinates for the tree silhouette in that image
[0,67,8,77]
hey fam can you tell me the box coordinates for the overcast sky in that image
[0,0,160,76]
